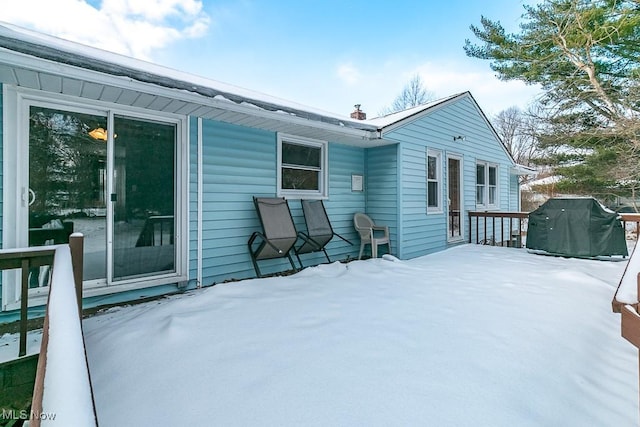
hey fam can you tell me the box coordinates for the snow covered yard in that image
[83,244,638,426]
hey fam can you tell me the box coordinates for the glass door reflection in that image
[28,106,108,282]
[112,116,176,280]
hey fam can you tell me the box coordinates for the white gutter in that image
[197,118,203,288]
[0,48,379,141]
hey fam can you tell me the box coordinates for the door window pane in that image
[29,106,107,282]
[448,158,461,238]
[113,116,176,280]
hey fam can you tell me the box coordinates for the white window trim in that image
[476,161,499,210]
[426,148,443,213]
[277,133,328,199]
[2,87,189,310]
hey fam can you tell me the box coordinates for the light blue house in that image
[0,24,527,319]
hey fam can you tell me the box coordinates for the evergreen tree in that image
[465,0,640,202]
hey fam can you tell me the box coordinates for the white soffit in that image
[0,29,394,148]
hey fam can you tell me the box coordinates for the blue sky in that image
[3,0,541,117]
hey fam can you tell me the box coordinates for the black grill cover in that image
[526,198,628,257]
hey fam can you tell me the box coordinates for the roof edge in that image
[0,22,379,134]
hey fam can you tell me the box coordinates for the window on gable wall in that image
[427,149,442,212]
[277,134,328,198]
[476,161,498,209]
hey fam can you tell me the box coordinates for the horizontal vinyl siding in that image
[291,143,365,266]
[510,174,520,211]
[365,145,398,255]
[386,95,514,259]
[198,120,277,283]
[192,120,366,284]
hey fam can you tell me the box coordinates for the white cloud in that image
[102,0,204,22]
[336,63,362,86]
[311,58,543,118]
[1,0,210,59]
[410,61,542,117]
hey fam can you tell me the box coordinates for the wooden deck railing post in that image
[476,217,480,243]
[614,242,640,422]
[20,258,30,357]
[483,215,487,244]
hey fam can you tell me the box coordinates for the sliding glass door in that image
[27,104,178,286]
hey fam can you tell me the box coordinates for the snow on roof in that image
[0,23,510,137]
[521,175,561,190]
[0,22,378,132]
[366,93,466,128]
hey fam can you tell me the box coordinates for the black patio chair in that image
[248,197,301,278]
[295,199,352,266]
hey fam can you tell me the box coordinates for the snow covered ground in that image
[83,244,637,426]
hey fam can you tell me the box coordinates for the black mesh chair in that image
[248,197,300,278]
[295,199,352,266]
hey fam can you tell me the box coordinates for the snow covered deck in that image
[83,244,638,426]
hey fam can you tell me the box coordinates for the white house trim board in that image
[197,117,203,288]
[2,85,20,310]
[370,93,466,133]
[396,143,404,260]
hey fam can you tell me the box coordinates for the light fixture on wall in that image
[453,135,466,142]
[88,127,116,141]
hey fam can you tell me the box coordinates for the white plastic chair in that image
[353,213,391,259]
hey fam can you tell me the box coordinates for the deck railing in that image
[0,235,96,426]
[468,211,529,247]
[612,237,640,421]
[29,233,97,426]
[0,248,54,357]
[469,210,639,249]
[620,213,640,239]
[0,235,83,358]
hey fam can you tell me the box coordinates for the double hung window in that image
[277,134,328,198]
[476,162,498,209]
[427,149,442,212]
